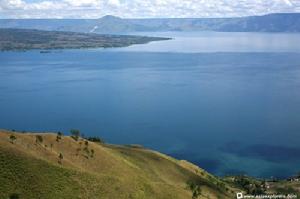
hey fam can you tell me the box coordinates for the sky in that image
[0,0,300,19]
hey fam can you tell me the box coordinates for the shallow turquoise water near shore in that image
[1,32,300,178]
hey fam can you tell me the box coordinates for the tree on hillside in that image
[9,135,17,144]
[70,129,80,141]
[91,149,95,158]
[76,148,81,156]
[9,193,19,199]
[56,131,63,142]
[35,135,43,144]
[83,146,90,158]
[58,153,63,164]
[87,136,104,144]
[187,181,202,199]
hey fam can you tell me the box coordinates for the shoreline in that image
[0,28,171,52]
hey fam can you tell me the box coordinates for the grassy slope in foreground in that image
[0,130,235,199]
[0,28,170,51]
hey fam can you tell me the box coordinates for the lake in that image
[1,32,300,178]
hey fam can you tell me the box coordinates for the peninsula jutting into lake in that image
[0,28,170,51]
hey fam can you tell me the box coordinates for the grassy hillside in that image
[0,130,236,199]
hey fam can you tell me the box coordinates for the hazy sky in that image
[0,0,300,18]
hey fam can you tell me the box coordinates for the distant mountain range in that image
[1,13,300,33]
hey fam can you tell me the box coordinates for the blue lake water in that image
[1,32,300,178]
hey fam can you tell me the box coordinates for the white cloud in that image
[0,0,25,9]
[283,0,293,6]
[107,0,120,7]
[0,0,299,18]
[63,0,100,7]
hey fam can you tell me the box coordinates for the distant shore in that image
[0,28,171,51]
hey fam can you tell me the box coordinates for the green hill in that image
[0,130,236,199]
[1,129,299,199]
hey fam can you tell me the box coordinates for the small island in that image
[0,28,170,51]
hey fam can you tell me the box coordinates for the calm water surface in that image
[1,32,300,178]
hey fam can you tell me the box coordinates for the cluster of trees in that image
[186,181,202,199]
[233,176,265,195]
[87,136,104,144]
[7,129,100,165]
[70,129,80,141]
[69,129,96,159]
[76,140,94,159]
